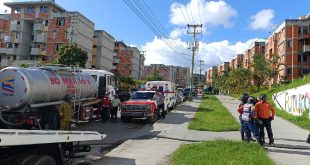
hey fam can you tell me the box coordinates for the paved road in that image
[76,95,310,165]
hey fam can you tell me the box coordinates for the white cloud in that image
[0,0,13,14]
[170,0,237,28]
[169,28,187,39]
[142,37,265,73]
[249,9,275,30]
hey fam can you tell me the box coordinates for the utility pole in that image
[198,60,204,84]
[187,24,202,101]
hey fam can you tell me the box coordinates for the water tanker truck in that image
[0,66,104,129]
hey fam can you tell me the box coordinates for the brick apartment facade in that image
[242,41,265,71]
[0,1,94,68]
[114,41,143,80]
[266,16,310,83]
[205,66,218,85]
[217,62,230,76]
[143,64,190,86]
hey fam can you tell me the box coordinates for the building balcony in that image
[303,45,310,53]
[52,12,67,18]
[4,35,12,43]
[30,48,46,56]
[33,23,44,31]
[0,48,18,55]
[33,35,46,43]
[113,57,120,64]
[10,24,21,31]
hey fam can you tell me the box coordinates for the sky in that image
[1,0,309,73]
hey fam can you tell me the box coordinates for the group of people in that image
[101,93,121,123]
[237,93,275,146]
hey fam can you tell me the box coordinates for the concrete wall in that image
[94,30,115,71]
[70,12,94,68]
[273,84,310,117]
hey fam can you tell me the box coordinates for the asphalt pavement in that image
[78,95,310,165]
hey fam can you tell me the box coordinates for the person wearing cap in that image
[59,94,73,130]
[111,95,121,123]
[102,93,111,123]
[255,94,276,145]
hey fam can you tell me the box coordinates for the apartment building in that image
[229,54,243,70]
[217,62,230,76]
[0,1,94,68]
[205,66,218,85]
[175,66,190,87]
[242,41,265,71]
[92,30,116,71]
[143,64,186,84]
[114,41,143,80]
[266,15,310,83]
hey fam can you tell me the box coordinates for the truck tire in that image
[121,116,131,123]
[147,112,158,124]
[24,155,56,165]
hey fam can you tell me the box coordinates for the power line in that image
[176,0,190,25]
[124,0,190,62]
[196,0,203,25]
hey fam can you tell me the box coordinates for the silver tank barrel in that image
[0,67,97,109]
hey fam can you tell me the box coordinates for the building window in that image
[298,26,308,35]
[55,43,62,52]
[56,18,65,26]
[287,40,291,48]
[17,21,20,25]
[298,54,301,62]
[14,7,21,14]
[303,55,308,62]
[44,20,49,26]
[286,68,292,75]
[26,6,35,13]
[40,6,47,13]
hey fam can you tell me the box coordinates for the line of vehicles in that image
[0,65,186,164]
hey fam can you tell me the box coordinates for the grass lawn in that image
[170,140,274,165]
[188,95,240,131]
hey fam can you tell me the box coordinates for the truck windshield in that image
[131,92,155,100]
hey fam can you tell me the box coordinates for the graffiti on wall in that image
[273,84,310,117]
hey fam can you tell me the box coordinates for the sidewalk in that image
[94,95,310,165]
[217,95,310,165]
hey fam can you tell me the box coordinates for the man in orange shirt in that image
[255,94,276,145]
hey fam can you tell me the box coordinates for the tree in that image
[145,70,164,81]
[251,54,272,91]
[58,44,88,68]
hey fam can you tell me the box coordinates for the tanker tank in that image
[0,66,97,110]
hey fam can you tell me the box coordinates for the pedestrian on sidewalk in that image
[102,93,111,123]
[238,96,262,144]
[238,93,249,141]
[154,90,165,119]
[255,94,276,145]
[111,95,121,123]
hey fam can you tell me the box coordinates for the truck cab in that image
[120,91,158,123]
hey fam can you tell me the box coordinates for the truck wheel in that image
[147,112,158,124]
[121,116,131,123]
[24,155,56,165]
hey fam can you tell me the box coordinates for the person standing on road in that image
[238,96,262,144]
[111,95,121,123]
[59,94,73,130]
[154,91,165,119]
[102,93,111,123]
[255,94,276,145]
